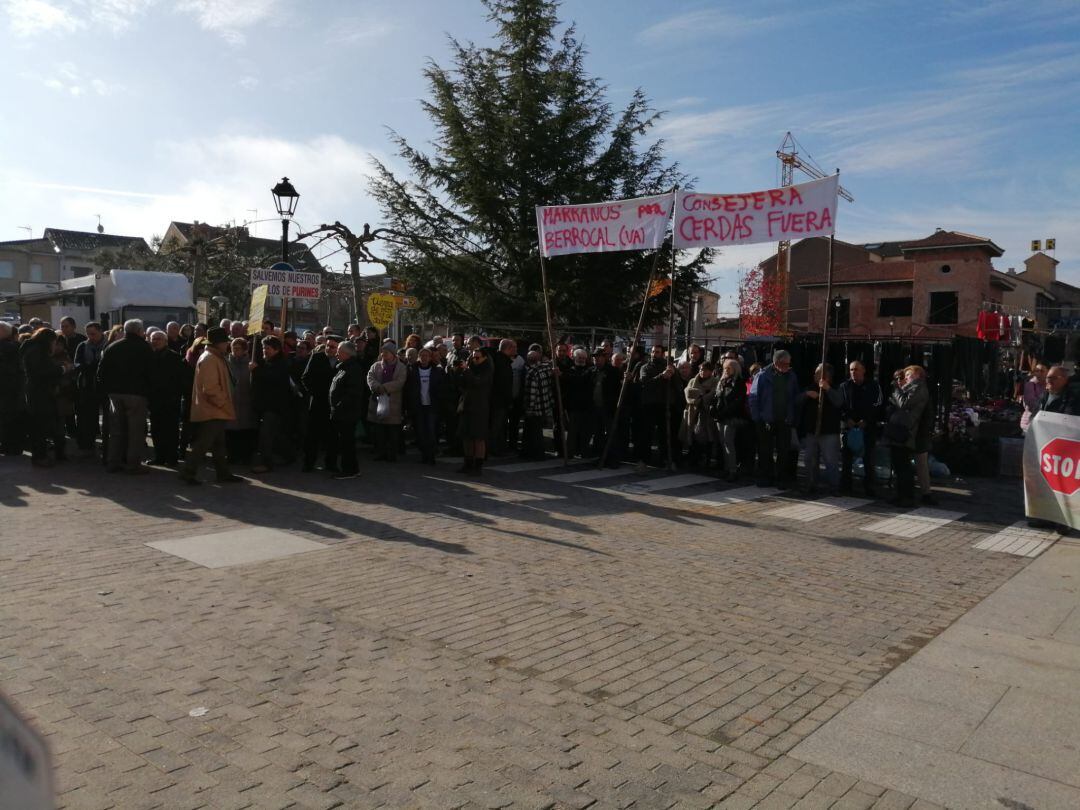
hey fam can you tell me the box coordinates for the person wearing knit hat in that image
[381,340,398,354]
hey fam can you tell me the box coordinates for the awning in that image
[0,281,95,305]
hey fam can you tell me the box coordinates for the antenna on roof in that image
[95,214,104,234]
[17,225,32,237]
[246,209,258,237]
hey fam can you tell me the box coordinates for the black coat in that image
[73,338,106,392]
[328,356,365,421]
[148,348,189,405]
[457,358,493,440]
[251,354,294,415]
[0,338,22,402]
[490,352,514,409]
[712,376,747,422]
[639,358,671,406]
[20,337,61,404]
[561,364,594,413]
[1039,386,1080,417]
[62,332,85,361]
[404,364,445,415]
[591,363,622,414]
[96,335,153,397]
[302,351,337,409]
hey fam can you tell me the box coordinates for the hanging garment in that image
[999,312,1011,342]
[977,310,1000,341]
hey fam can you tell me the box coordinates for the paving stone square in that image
[0,455,1049,808]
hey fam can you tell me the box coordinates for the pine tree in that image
[369,0,710,330]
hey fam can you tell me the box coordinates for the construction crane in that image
[775,131,854,332]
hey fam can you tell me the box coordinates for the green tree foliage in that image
[369,0,711,329]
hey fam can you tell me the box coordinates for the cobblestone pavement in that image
[0,453,1032,809]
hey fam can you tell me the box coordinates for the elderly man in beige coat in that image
[180,327,244,485]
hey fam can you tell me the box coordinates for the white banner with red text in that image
[673,174,838,249]
[535,192,675,258]
[1023,410,1080,529]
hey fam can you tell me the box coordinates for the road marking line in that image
[542,467,636,484]
[590,473,716,495]
[679,486,783,506]
[765,497,872,522]
[862,508,965,538]
[973,521,1059,557]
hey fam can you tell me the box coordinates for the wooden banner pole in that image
[813,171,841,448]
[539,254,571,466]
[665,242,678,470]
[599,239,668,468]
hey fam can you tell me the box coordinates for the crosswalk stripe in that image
[862,508,965,538]
[765,497,872,522]
[679,486,783,506]
[487,457,575,473]
[973,522,1058,557]
[541,467,636,484]
[590,473,716,495]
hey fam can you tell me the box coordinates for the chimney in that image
[1007,268,1016,275]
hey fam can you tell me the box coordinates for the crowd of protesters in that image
[0,315,943,505]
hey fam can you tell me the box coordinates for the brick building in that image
[791,230,1013,340]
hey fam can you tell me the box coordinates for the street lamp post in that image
[270,177,299,328]
[271,177,299,262]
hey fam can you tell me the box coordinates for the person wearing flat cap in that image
[180,327,243,485]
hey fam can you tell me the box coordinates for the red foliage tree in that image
[738,264,786,336]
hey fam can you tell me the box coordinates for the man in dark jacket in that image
[561,347,595,458]
[74,322,108,458]
[328,341,365,478]
[404,347,445,463]
[636,345,673,468]
[839,360,883,496]
[20,327,63,466]
[748,349,800,488]
[489,339,515,455]
[96,318,153,473]
[250,336,294,473]
[0,322,24,455]
[797,363,844,495]
[301,336,339,472]
[147,330,188,466]
[1039,366,1080,415]
[590,349,622,460]
[58,316,85,361]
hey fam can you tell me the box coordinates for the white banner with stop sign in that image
[1024,410,1080,528]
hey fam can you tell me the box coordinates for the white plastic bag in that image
[376,394,391,419]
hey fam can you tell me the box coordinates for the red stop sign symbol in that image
[1040,436,1080,495]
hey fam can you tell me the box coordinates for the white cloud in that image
[238,75,259,90]
[326,14,397,45]
[176,0,279,44]
[655,101,794,153]
[29,61,123,97]
[638,8,783,44]
[87,0,156,34]
[4,0,81,35]
[6,134,391,260]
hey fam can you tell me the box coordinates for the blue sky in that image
[2,0,1078,313]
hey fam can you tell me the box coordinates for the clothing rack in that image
[980,300,1030,318]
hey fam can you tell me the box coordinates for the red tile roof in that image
[899,230,1004,256]
[798,261,915,288]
